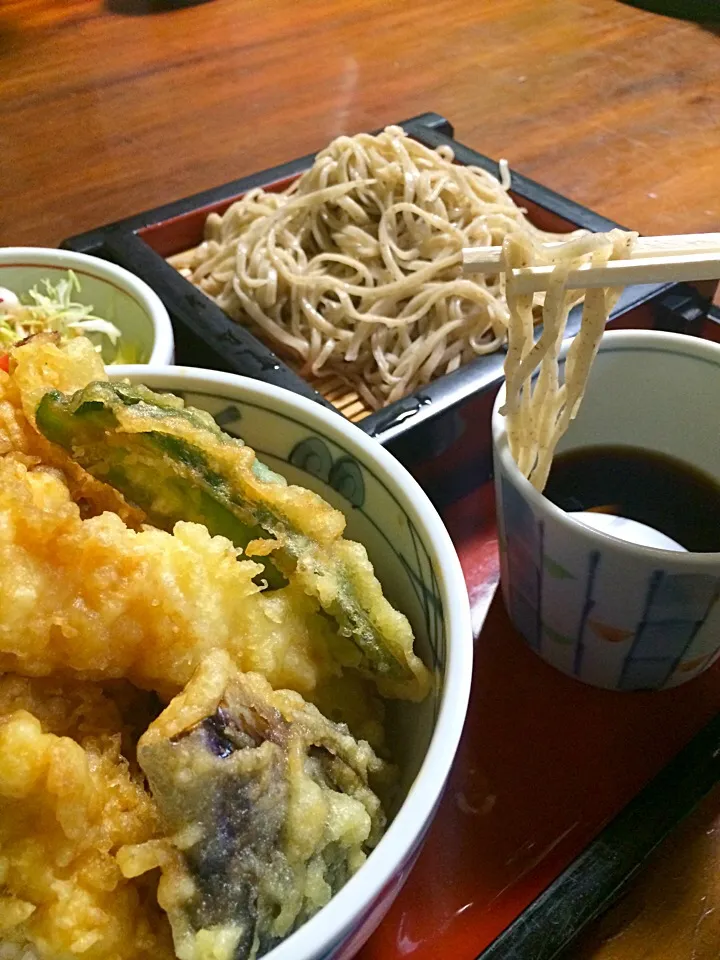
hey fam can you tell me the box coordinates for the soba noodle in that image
[176,127,578,410]
[500,228,636,491]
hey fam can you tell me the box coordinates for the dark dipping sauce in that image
[543,446,720,553]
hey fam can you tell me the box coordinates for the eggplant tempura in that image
[0,335,431,960]
[119,653,388,960]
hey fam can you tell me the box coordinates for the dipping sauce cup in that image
[492,330,720,691]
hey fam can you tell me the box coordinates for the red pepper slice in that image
[0,354,9,373]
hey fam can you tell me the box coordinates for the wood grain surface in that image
[1,0,719,249]
[572,782,720,960]
[2,2,720,958]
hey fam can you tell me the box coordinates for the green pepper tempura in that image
[35,375,431,700]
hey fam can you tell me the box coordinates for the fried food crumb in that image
[0,676,174,959]
[0,455,348,703]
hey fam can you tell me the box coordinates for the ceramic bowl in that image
[0,247,174,365]
[111,363,473,960]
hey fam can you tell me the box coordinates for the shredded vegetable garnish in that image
[0,271,123,356]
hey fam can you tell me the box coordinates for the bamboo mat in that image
[168,248,372,422]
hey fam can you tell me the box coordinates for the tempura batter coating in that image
[0,337,144,526]
[0,332,430,960]
[0,454,345,702]
[119,653,387,960]
[0,676,173,960]
[14,335,430,701]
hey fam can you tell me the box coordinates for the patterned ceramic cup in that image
[492,330,720,691]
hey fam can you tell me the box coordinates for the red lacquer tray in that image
[357,462,720,960]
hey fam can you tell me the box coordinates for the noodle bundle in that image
[500,228,636,490]
[177,127,573,410]
[176,125,636,484]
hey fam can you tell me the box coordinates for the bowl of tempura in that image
[0,333,472,960]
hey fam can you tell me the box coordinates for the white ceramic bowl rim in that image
[112,363,474,960]
[0,246,174,367]
[492,329,720,565]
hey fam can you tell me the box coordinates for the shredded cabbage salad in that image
[0,271,138,363]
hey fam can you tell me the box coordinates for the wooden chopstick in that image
[462,233,720,294]
[463,233,720,273]
[494,253,720,295]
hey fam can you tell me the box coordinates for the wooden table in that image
[1,1,720,957]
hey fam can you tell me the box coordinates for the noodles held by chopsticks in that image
[174,125,636,485]
[177,127,576,410]
[501,228,637,491]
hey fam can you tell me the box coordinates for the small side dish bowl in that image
[111,363,473,960]
[0,247,174,365]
